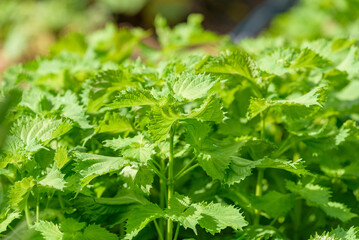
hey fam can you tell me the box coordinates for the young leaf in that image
[33,220,63,240]
[95,112,134,134]
[251,191,295,219]
[321,202,358,223]
[51,91,92,128]
[19,86,50,113]
[82,224,118,240]
[73,152,128,188]
[197,143,239,180]
[155,14,219,50]
[183,119,211,149]
[104,134,154,163]
[286,181,357,222]
[147,96,223,142]
[165,193,247,235]
[248,87,325,119]
[310,226,359,240]
[8,177,35,210]
[108,88,157,109]
[54,146,70,170]
[125,203,164,240]
[187,94,224,122]
[338,46,359,77]
[38,165,67,191]
[257,48,297,75]
[257,157,308,176]
[195,202,247,235]
[198,50,258,80]
[85,70,139,113]
[224,157,258,185]
[165,194,201,233]
[235,225,287,240]
[60,218,86,234]
[147,105,181,142]
[166,72,217,101]
[225,156,306,185]
[0,211,20,233]
[289,48,330,69]
[5,116,72,157]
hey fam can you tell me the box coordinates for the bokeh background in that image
[0,0,266,72]
[1,0,359,72]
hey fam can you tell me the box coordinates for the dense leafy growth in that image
[1,3,359,240]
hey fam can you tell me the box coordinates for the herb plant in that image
[1,12,359,240]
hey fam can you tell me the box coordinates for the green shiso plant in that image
[1,11,359,240]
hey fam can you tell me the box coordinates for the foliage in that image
[266,0,359,40]
[1,6,359,240]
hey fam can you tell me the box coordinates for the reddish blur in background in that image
[0,0,265,72]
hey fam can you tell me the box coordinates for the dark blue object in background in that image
[230,0,298,42]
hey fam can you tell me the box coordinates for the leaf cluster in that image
[1,9,359,240]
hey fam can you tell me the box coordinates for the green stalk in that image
[173,223,180,240]
[292,199,302,240]
[166,126,175,240]
[149,160,167,182]
[160,158,167,235]
[24,194,31,228]
[260,112,266,139]
[174,163,199,181]
[254,169,264,225]
[160,158,166,208]
[36,192,40,223]
[154,219,164,240]
[273,135,293,158]
[8,225,22,238]
[174,156,196,180]
[254,112,266,224]
[58,194,65,209]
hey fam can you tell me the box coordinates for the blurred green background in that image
[0,0,264,71]
[2,0,359,73]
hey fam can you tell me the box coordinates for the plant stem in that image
[174,156,196,180]
[160,158,167,234]
[8,225,22,238]
[36,192,40,223]
[24,194,31,228]
[260,112,266,139]
[154,219,164,240]
[151,159,162,169]
[269,217,277,226]
[273,135,293,158]
[173,223,180,240]
[256,169,264,195]
[174,163,199,181]
[254,169,264,225]
[58,194,65,209]
[149,160,167,182]
[254,111,266,224]
[166,126,175,240]
[292,199,302,240]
